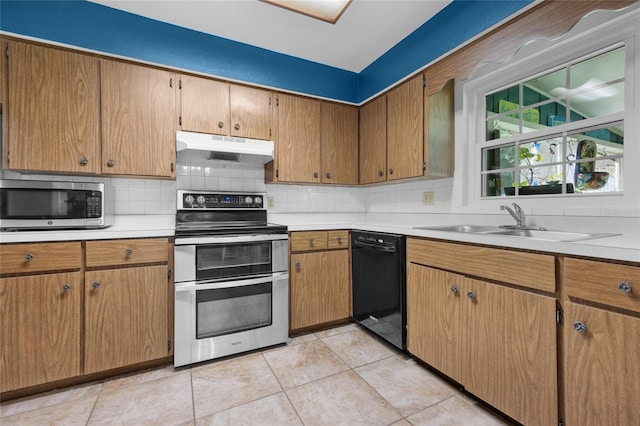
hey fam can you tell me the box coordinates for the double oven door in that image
[174,234,288,367]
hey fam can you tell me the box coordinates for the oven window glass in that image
[1,189,88,219]
[196,242,272,280]
[196,282,272,339]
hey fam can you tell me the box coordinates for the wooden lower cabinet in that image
[563,304,640,425]
[0,272,82,392]
[84,265,169,374]
[407,260,558,426]
[290,249,350,331]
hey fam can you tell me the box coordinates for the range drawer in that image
[290,231,328,252]
[0,242,81,275]
[85,238,169,268]
[328,230,349,250]
[564,257,640,313]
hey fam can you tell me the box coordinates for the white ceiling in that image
[89,0,452,73]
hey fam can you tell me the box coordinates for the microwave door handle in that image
[175,272,288,292]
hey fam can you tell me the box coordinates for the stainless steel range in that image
[173,190,288,367]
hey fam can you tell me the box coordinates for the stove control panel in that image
[178,191,264,209]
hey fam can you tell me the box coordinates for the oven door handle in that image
[175,233,288,245]
[175,272,288,292]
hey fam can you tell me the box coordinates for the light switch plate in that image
[267,196,275,208]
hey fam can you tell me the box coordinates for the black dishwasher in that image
[351,230,406,350]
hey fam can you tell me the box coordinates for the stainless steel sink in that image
[414,224,618,242]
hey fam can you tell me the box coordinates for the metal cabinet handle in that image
[80,157,89,165]
[378,170,384,177]
[62,284,71,292]
[388,168,394,175]
[467,291,476,300]
[574,321,587,334]
[92,282,101,289]
[107,159,115,167]
[325,172,331,179]
[450,285,458,294]
[618,281,632,293]
[218,121,224,128]
[313,172,319,179]
[234,123,240,130]
[295,262,301,268]
[125,248,133,256]
[25,254,34,262]
[337,236,342,243]
[309,239,314,246]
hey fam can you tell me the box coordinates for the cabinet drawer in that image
[290,231,328,252]
[0,242,81,275]
[564,258,640,313]
[85,238,169,267]
[328,230,349,250]
[407,238,556,293]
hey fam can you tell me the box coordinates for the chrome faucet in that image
[500,203,526,228]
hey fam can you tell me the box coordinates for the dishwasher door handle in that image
[353,240,397,253]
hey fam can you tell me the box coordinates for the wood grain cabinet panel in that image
[180,74,229,135]
[290,231,328,252]
[84,265,169,374]
[85,238,169,268]
[563,301,640,426]
[359,95,387,184]
[100,60,176,178]
[5,41,100,174]
[320,102,358,185]
[424,79,454,178]
[387,74,424,181]
[0,242,81,275]
[327,230,349,250]
[0,272,82,392]
[229,84,272,141]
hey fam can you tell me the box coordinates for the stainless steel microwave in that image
[0,180,114,231]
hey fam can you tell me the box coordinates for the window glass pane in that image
[486,84,519,115]
[570,158,623,193]
[523,68,566,106]
[568,81,624,123]
[570,47,625,89]
[483,171,515,197]
[484,145,515,170]
[486,115,521,141]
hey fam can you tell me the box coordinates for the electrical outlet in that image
[422,191,434,205]
[267,196,275,208]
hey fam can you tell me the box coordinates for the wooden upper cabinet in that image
[276,93,321,183]
[180,74,229,135]
[5,41,100,174]
[424,78,454,178]
[359,95,387,184]
[229,84,272,140]
[387,74,424,181]
[321,102,358,184]
[180,76,272,141]
[101,60,176,178]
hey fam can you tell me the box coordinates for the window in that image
[481,46,625,197]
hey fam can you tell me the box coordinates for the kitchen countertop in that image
[2,213,639,263]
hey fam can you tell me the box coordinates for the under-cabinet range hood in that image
[176,131,274,164]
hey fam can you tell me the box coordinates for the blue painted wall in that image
[0,0,532,103]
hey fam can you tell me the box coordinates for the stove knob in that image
[184,195,195,205]
[244,196,254,204]
[196,195,206,205]
[254,196,262,206]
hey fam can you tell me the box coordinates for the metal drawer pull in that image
[218,121,224,128]
[80,157,89,165]
[125,248,133,256]
[107,159,115,167]
[450,285,458,294]
[62,284,71,292]
[24,254,34,262]
[337,236,342,243]
[309,239,314,245]
[574,321,587,334]
[234,123,240,130]
[92,282,101,289]
[618,281,632,293]
[295,262,301,269]
[467,291,476,300]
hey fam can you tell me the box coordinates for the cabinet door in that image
[321,250,351,322]
[6,41,99,173]
[359,96,387,184]
[101,60,176,178]
[290,252,325,330]
[387,74,424,181]
[180,75,229,135]
[321,102,358,184]
[230,84,272,140]
[564,302,640,426]
[276,94,321,183]
[406,264,465,384]
[0,272,81,392]
[84,266,169,374]
[424,79,454,178]
[464,277,558,426]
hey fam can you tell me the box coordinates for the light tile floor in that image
[0,324,512,425]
